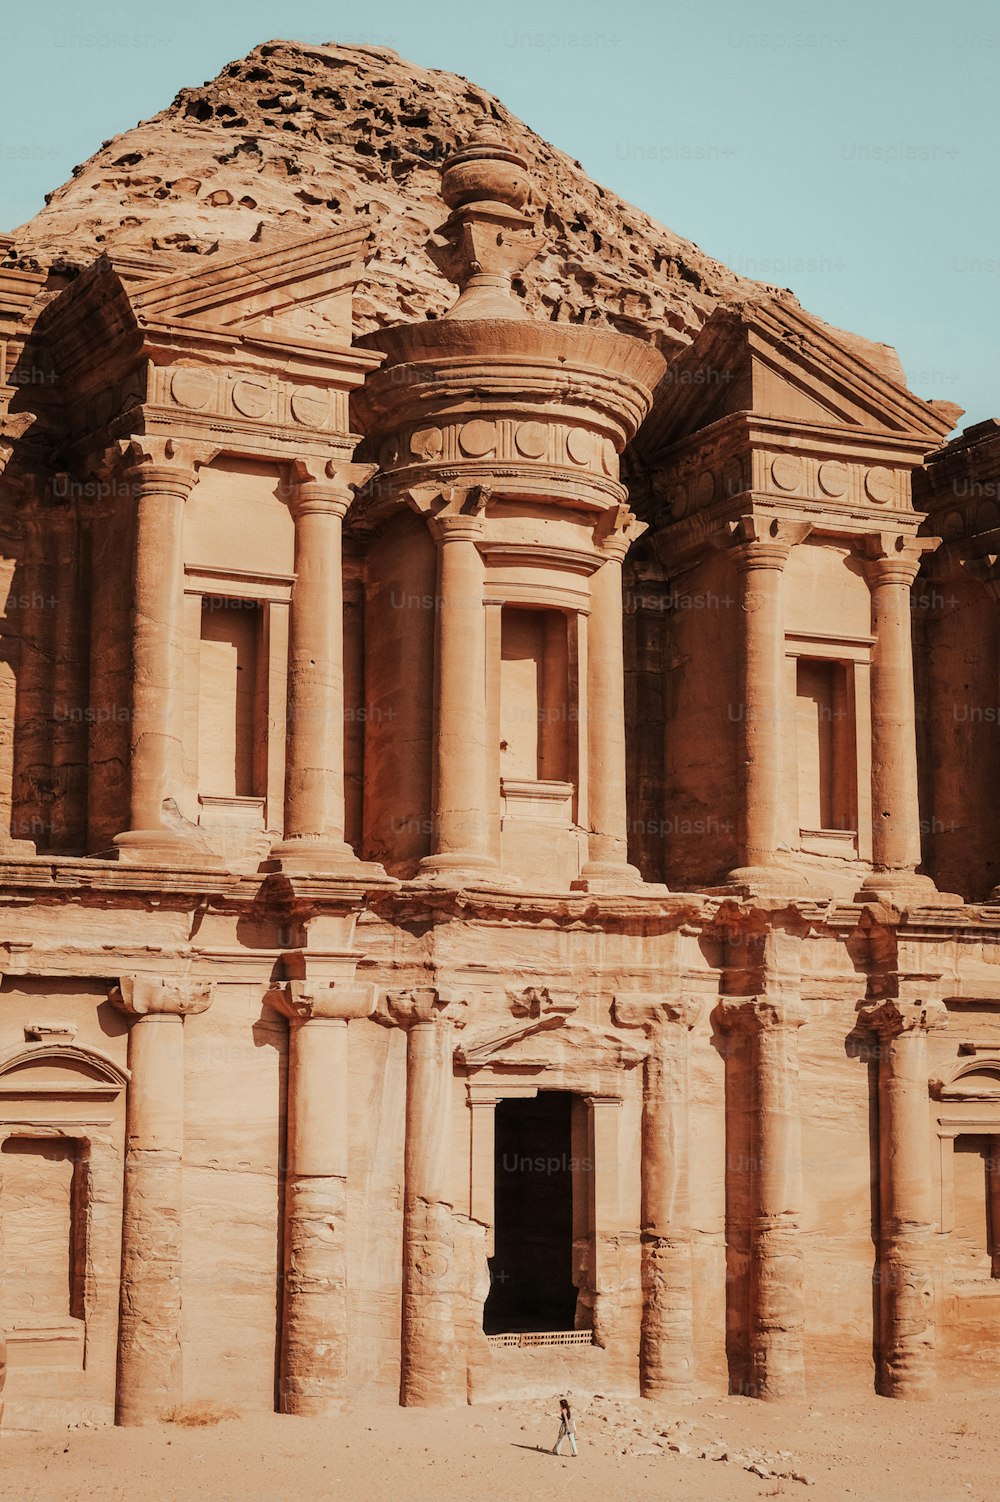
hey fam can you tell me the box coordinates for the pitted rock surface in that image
[8,38,886,369]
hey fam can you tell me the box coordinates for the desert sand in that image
[2,1386,997,1502]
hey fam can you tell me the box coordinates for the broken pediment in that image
[637,301,960,462]
[127,221,373,344]
[35,221,376,396]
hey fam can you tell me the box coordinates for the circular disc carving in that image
[410,426,444,460]
[458,420,497,457]
[771,455,803,492]
[290,386,330,428]
[514,421,547,459]
[865,466,895,504]
[231,379,272,420]
[566,427,595,465]
[818,460,850,498]
[170,368,213,410]
[601,438,618,477]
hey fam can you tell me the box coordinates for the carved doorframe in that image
[455,1014,645,1343]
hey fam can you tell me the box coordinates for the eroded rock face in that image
[11,38,778,353]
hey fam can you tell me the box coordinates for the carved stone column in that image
[859,535,940,899]
[110,974,212,1424]
[268,460,379,872]
[613,992,701,1396]
[405,486,499,883]
[727,517,810,889]
[267,968,375,1414]
[386,986,467,1405]
[6,488,47,853]
[112,440,206,862]
[574,505,648,890]
[861,997,947,1398]
[717,932,810,1400]
[48,498,88,851]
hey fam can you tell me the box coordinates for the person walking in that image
[552,1396,578,1457]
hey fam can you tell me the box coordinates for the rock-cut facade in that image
[0,43,999,1427]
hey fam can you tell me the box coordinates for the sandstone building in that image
[1,42,999,1427]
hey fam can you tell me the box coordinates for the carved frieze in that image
[750,449,909,510]
[375,417,620,484]
[150,365,349,435]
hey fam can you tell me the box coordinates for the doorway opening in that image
[483,1090,579,1335]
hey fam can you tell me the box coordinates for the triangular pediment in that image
[637,301,961,461]
[126,220,373,344]
[36,221,376,388]
[456,1015,646,1071]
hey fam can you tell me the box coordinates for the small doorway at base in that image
[483,1089,579,1335]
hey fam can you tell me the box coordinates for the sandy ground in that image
[1,1386,997,1502]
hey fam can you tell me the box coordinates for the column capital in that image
[508,985,579,1019]
[859,997,949,1039]
[728,514,812,571]
[109,974,213,1017]
[593,502,647,562]
[110,437,206,497]
[286,459,377,518]
[714,994,812,1034]
[384,985,468,1028]
[613,992,703,1031]
[267,979,375,1023]
[858,532,939,587]
[403,482,491,542]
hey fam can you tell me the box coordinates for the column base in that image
[109,828,225,867]
[719,863,813,898]
[412,850,514,889]
[571,860,655,894]
[262,835,390,881]
[856,870,963,907]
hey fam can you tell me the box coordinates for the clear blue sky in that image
[3,0,996,427]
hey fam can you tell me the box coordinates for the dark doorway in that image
[483,1090,578,1335]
